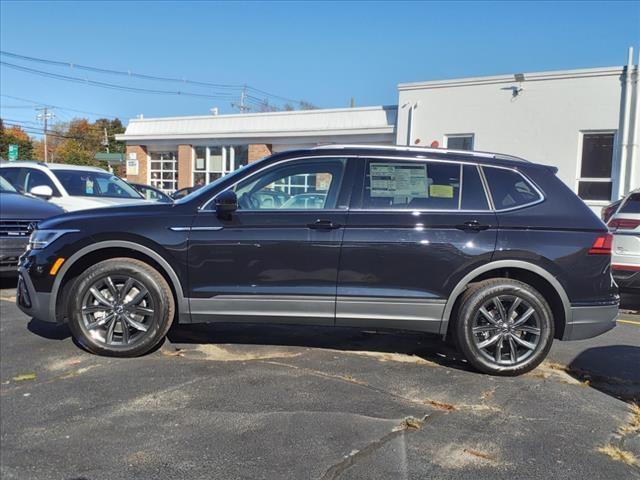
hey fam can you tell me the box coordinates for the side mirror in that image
[30,185,54,200]
[215,190,238,219]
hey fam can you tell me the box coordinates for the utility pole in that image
[36,107,55,162]
[102,127,110,153]
[231,85,250,113]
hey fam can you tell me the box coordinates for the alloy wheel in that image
[80,275,155,346]
[471,294,541,366]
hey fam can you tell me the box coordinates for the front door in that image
[336,158,498,333]
[187,157,354,325]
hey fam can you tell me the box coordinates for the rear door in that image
[336,157,497,333]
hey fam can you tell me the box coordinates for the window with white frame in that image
[149,151,178,192]
[577,132,615,201]
[445,134,474,151]
[193,145,249,186]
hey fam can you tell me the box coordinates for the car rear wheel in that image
[455,278,554,376]
[68,258,175,357]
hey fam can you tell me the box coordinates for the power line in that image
[1,94,128,119]
[0,50,310,107]
[1,61,241,100]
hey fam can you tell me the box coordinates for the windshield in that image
[174,164,249,204]
[0,175,18,193]
[53,170,142,199]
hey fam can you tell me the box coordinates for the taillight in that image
[608,218,640,230]
[588,233,613,255]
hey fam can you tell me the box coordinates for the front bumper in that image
[16,265,54,322]
[562,302,618,340]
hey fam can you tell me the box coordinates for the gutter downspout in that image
[617,47,634,198]
[627,50,639,190]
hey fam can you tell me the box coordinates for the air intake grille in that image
[0,220,37,237]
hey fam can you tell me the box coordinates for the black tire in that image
[455,278,554,376]
[67,258,175,357]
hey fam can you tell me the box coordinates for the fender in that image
[51,240,190,323]
[439,259,572,336]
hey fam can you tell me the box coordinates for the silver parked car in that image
[607,189,640,292]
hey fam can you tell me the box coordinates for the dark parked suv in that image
[16,145,618,375]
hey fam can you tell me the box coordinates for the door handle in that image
[307,219,341,230]
[455,220,490,232]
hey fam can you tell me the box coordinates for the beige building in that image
[116,106,397,192]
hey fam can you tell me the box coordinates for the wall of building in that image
[125,145,148,185]
[396,67,635,209]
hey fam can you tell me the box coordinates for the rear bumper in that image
[562,303,618,340]
[612,265,640,291]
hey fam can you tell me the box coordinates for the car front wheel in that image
[67,258,175,357]
[455,278,554,376]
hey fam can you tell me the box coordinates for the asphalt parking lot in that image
[1,277,639,480]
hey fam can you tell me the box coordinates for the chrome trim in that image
[477,164,495,210]
[170,226,224,232]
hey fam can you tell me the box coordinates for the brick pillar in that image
[125,145,148,184]
[177,144,193,189]
[248,144,272,163]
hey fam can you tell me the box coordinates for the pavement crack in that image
[318,413,436,480]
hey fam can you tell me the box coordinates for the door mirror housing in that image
[215,190,238,219]
[29,185,54,200]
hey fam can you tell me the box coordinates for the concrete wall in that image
[396,68,628,210]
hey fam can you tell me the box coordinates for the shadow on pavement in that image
[167,322,472,371]
[567,345,640,403]
[27,318,71,340]
[0,276,18,290]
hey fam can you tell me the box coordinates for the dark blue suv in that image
[16,145,618,375]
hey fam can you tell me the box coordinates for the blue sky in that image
[1,0,639,128]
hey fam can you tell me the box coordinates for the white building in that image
[117,50,639,210]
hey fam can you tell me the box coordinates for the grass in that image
[597,445,638,466]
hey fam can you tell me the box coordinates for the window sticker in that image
[429,184,454,198]
[370,163,429,198]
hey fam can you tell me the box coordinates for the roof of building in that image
[115,106,397,142]
[398,66,624,91]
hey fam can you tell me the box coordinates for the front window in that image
[193,145,249,187]
[149,151,178,192]
[577,132,615,201]
[53,170,142,198]
[231,158,346,210]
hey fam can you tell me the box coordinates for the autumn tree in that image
[0,119,34,160]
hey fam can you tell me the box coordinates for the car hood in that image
[63,196,149,211]
[0,192,65,220]
[37,201,179,230]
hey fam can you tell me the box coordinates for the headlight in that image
[28,229,78,250]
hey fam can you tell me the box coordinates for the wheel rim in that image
[80,275,155,347]
[471,294,541,366]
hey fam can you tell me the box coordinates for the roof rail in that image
[312,144,529,162]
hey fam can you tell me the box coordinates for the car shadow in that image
[27,318,71,340]
[0,276,18,290]
[167,322,472,372]
[620,292,640,311]
[567,345,640,403]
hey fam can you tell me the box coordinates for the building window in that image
[149,151,178,192]
[577,132,615,201]
[193,146,249,186]
[446,134,474,151]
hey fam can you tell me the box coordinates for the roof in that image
[0,161,107,172]
[115,106,397,142]
[263,144,547,171]
[398,66,624,91]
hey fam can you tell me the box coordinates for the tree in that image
[0,119,34,160]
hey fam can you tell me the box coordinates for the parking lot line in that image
[617,319,640,326]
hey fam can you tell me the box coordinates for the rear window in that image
[620,193,640,214]
[483,167,541,210]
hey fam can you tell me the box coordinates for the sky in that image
[1,0,639,131]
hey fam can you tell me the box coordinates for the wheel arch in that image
[51,241,189,324]
[441,260,571,340]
